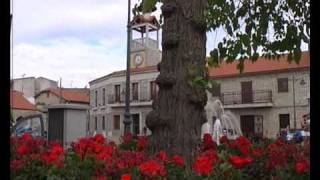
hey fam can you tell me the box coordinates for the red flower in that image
[266,140,289,170]
[243,156,253,164]
[219,135,229,144]
[172,155,185,167]
[92,143,104,154]
[229,156,253,169]
[295,160,309,174]
[51,144,64,156]
[252,148,264,158]
[121,174,131,180]
[96,146,114,161]
[17,145,29,156]
[239,146,250,155]
[41,144,65,167]
[234,136,252,155]
[122,133,133,145]
[136,136,148,151]
[193,155,214,176]
[21,133,32,141]
[94,134,106,144]
[203,133,216,150]
[139,160,167,178]
[157,150,168,162]
[202,149,218,163]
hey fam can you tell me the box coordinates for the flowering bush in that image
[11,133,310,179]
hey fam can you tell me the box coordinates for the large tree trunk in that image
[146,0,208,165]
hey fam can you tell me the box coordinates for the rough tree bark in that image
[146,0,208,165]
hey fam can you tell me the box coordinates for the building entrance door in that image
[240,115,255,137]
[132,114,140,135]
[241,81,253,103]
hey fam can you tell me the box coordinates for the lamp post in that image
[292,73,297,130]
[123,0,132,134]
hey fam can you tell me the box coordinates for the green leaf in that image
[142,0,158,13]
[226,24,233,35]
[193,76,204,82]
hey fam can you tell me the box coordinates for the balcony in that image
[220,90,273,109]
[107,93,157,108]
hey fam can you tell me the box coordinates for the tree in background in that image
[134,0,310,164]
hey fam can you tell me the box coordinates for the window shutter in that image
[139,80,149,101]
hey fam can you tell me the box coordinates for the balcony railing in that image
[107,93,158,104]
[220,90,272,105]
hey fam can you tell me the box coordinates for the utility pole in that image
[123,0,132,134]
[292,73,297,130]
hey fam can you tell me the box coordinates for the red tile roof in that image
[90,52,309,84]
[208,51,310,78]
[35,88,89,104]
[11,90,38,111]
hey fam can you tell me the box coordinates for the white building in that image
[12,76,58,103]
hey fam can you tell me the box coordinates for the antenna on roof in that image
[60,77,62,103]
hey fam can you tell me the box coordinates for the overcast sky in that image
[11,0,307,88]
[11,0,226,88]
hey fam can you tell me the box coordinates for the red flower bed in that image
[10,133,310,179]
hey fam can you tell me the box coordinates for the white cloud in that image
[12,0,141,88]
[12,38,125,88]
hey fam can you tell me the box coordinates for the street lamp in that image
[123,0,132,134]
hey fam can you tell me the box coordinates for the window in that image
[132,83,139,101]
[95,117,98,130]
[102,116,105,130]
[279,114,290,130]
[113,115,120,130]
[102,88,106,106]
[150,81,157,100]
[132,114,140,135]
[278,78,288,92]
[211,83,221,97]
[95,91,98,107]
[87,119,90,132]
[115,85,121,102]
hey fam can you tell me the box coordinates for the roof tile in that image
[208,51,309,78]
[36,88,89,103]
[11,90,38,111]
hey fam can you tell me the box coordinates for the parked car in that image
[11,114,47,139]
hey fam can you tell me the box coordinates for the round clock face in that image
[135,54,143,66]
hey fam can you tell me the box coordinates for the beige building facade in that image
[90,51,309,141]
[206,52,310,138]
[89,69,159,142]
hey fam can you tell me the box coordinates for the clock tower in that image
[130,14,161,68]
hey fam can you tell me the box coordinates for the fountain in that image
[203,99,243,145]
